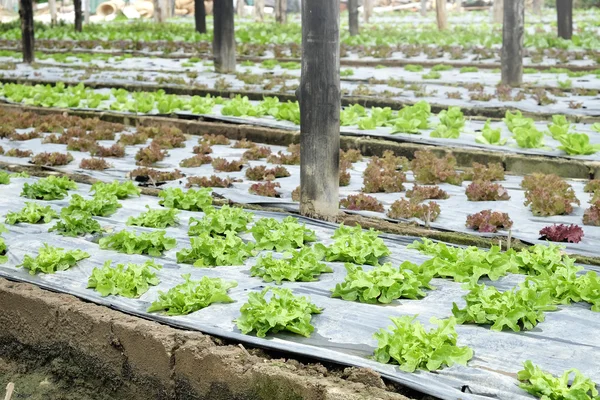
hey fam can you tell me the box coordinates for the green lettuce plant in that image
[250,246,331,284]
[5,202,58,224]
[17,244,90,275]
[88,260,161,298]
[127,205,179,228]
[99,230,176,256]
[176,232,254,267]
[250,216,316,251]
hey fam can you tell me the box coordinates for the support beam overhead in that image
[19,0,34,64]
[49,0,58,25]
[275,0,287,24]
[501,0,524,86]
[299,0,341,220]
[213,0,236,73]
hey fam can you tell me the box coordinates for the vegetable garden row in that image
[0,173,599,399]
[0,109,600,257]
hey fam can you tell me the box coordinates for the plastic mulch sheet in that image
[0,175,599,400]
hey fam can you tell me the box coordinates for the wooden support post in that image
[364,0,373,23]
[501,0,524,86]
[84,0,90,24]
[435,0,447,30]
[49,0,58,25]
[299,0,340,220]
[74,0,83,32]
[153,0,163,22]
[19,0,34,64]
[348,0,359,36]
[194,0,206,33]
[254,0,264,21]
[213,0,236,73]
[532,0,543,14]
[236,0,244,16]
[420,0,427,16]
[556,0,572,40]
[492,0,503,23]
[275,0,287,24]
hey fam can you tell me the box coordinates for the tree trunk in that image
[236,0,244,16]
[364,0,373,23]
[348,0,359,36]
[492,0,503,23]
[74,0,83,32]
[195,0,207,33]
[19,0,34,64]
[49,0,58,25]
[299,0,341,220]
[420,0,427,16]
[213,0,236,73]
[435,0,447,30]
[556,0,572,40]
[275,0,287,24]
[501,0,524,86]
[532,0,542,14]
[254,0,264,21]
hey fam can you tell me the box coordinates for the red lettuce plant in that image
[521,173,579,216]
[179,154,213,168]
[340,149,363,163]
[135,143,168,166]
[118,131,149,146]
[539,224,584,243]
[583,200,600,226]
[192,142,213,155]
[6,149,32,157]
[411,150,462,185]
[465,182,511,201]
[465,210,513,233]
[246,165,290,181]
[31,152,73,166]
[406,185,449,202]
[249,182,281,197]
[267,144,300,165]
[340,194,384,212]
[212,157,245,172]
[362,151,407,193]
[91,144,126,158]
[130,168,184,183]
[584,179,600,193]
[387,199,440,222]
[462,162,505,182]
[80,158,112,170]
[152,129,187,149]
[243,146,272,160]
[201,134,230,145]
[231,138,256,148]
[186,175,236,188]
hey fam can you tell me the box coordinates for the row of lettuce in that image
[1,82,600,156]
[0,174,597,399]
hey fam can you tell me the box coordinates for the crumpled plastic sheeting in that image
[0,176,599,400]
[1,131,599,258]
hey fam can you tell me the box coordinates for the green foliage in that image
[592,122,600,133]
[430,124,460,138]
[90,180,141,199]
[513,126,545,149]
[392,101,431,134]
[460,66,479,73]
[547,114,571,140]
[0,224,8,263]
[62,194,122,217]
[127,205,179,228]
[404,64,424,72]
[17,244,90,275]
[452,284,556,331]
[475,120,507,145]
[250,216,317,251]
[99,230,176,257]
[48,210,103,237]
[332,262,433,304]
[21,176,77,200]
[250,247,331,284]
[317,224,390,266]
[340,104,368,126]
[0,171,28,185]
[518,361,600,400]
[158,187,213,212]
[236,287,322,338]
[147,274,237,316]
[88,260,161,298]
[188,205,253,236]
[437,107,465,133]
[557,133,600,155]
[373,316,473,372]
[504,110,535,132]
[176,232,254,267]
[5,202,58,224]
[422,71,441,79]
